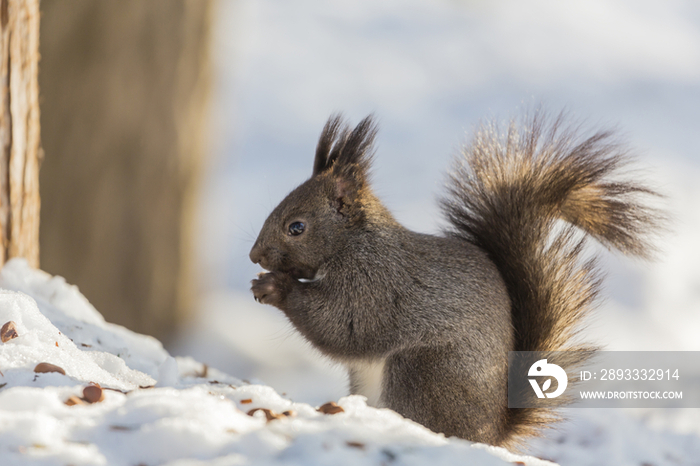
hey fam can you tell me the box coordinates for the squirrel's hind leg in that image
[382,344,508,445]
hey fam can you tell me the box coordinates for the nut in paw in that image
[251,272,291,307]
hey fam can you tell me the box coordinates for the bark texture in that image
[0,0,41,267]
[39,0,212,341]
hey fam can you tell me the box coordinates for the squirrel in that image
[249,111,660,447]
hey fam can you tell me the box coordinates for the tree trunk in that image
[39,0,212,342]
[0,0,41,267]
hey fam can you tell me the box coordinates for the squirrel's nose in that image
[249,243,263,265]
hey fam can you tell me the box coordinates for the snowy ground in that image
[2,262,700,466]
[0,259,560,466]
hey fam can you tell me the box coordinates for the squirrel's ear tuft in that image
[313,114,344,176]
[312,114,377,179]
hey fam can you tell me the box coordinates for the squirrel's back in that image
[441,111,661,443]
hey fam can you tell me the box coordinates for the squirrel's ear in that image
[314,114,377,218]
[331,173,363,218]
[312,114,377,178]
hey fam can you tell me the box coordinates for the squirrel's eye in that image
[288,221,306,236]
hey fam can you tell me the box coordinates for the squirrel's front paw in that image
[251,272,292,308]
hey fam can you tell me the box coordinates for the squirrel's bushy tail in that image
[441,111,662,443]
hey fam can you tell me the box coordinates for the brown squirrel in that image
[249,111,660,447]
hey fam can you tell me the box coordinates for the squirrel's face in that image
[249,175,348,280]
[250,114,380,280]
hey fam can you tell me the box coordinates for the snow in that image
[0,258,553,465]
[528,409,700,466]
[2,263,698,466]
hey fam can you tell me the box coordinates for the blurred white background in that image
[171,0,700,411]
